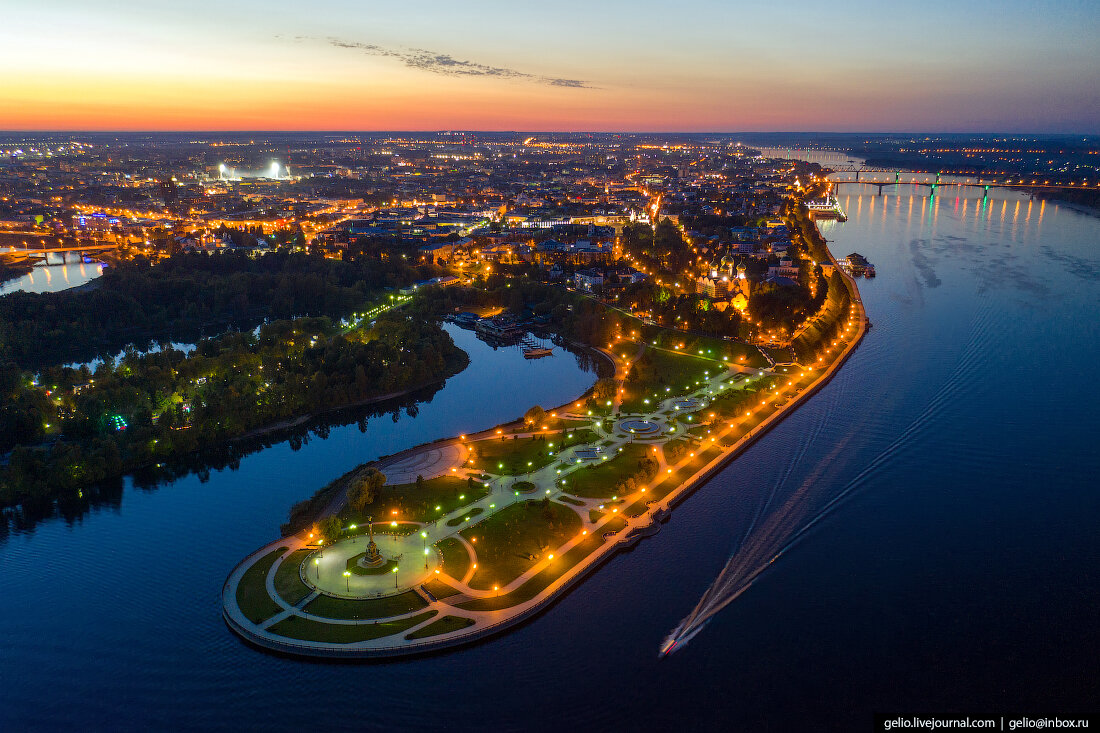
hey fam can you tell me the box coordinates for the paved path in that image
[379,443,468,485]
[223,295,869,658]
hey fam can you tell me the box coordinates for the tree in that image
[317,515,342,544]
[348,467,386,512]
[524,405,546,427]
[592,377,617,402]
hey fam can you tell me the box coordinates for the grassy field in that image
[346,556,399,576]
[461,499,582,590]
[405,615,476,640]
[466,435,558,475]
[437,537,470,579]
[457,530,607,612]
[619,342,722,413]
[273,549,313,606]
[344,476,488,525]
[303,590,427,620]
[565,443,657,498]
[235,547,287,624]
[423,578,461,599]
[269,611,436,644]
[648,331,768,368]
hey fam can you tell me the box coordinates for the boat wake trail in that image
[660,299,995,656]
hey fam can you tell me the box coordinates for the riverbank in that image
[0,258,36,286]
[221,227,867,659]
[236,354,471,444]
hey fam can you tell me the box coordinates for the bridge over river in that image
[827,167,1097,196]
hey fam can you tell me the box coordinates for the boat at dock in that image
[475,316,524,343]
[523,346,553,359]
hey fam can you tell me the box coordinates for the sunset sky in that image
[3,0,1098,132]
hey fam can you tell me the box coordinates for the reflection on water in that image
[0,253,104,295]
[657,180,1100,716]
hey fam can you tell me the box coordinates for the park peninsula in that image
[221,197,869,659]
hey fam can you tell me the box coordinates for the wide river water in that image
[2,179,1099,730]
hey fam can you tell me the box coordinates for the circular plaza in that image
[302,530,442,598]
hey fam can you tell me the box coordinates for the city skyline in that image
[3,0,1099,133]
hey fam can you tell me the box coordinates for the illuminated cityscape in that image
[1,2,1098,732]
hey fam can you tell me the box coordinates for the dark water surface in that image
[2,186,1099,731]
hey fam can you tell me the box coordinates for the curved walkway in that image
[223,259,868,658]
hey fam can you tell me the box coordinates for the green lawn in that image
[619,342,721,413]
[564,443,657,499]
[460,499,582,591]
[437,537,470,579]
[346,555,399,576]
[404,615,476,640]
[558,428,599,449]
[466,435,558,475]
[457,530,607,611]
[344,476,488,525]
[423,578,461,600]
[303,590,427,620]
[269,611,436,644]
[235,547,287,624]
[649,331,768,369]
[273,549,313,606]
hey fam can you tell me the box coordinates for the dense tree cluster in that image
[621,219,692,278]
[0,311,467,504]
[0,250,438,369]
[620,281,742,337]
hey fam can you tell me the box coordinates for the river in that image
[0,252,105,296]
[2,181,1098,729]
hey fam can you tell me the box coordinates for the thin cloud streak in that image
[313,36,592,89]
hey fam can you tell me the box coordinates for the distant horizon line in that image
[0,129,1096,138]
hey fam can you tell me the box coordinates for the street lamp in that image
[343,570,351,592]
[392,564,399,590]
[314,557,320,580]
